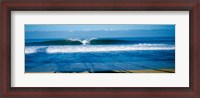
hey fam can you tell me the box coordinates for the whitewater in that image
[25,43,175,54]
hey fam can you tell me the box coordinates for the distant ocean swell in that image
[25,43,175,54]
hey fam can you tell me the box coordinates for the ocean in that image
[25,37,175,73]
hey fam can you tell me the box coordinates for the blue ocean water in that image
[25,37,175,73]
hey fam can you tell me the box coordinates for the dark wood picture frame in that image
[0,0,199,97]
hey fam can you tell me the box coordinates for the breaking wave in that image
[25,44,175,54]
[25,46,46,54]
[25,38,133,45]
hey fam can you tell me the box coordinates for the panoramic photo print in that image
[25,24,175,73]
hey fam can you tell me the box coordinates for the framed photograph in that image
[1,0,199,97]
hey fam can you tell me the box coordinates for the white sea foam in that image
[25,46,46,54]
[67,38,97,45]
[46,44,175,54]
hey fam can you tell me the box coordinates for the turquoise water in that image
[25,37,175,73]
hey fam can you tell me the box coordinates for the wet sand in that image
[113,69,175,73]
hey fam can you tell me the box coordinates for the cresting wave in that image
[25,44,175,54]
[68,38,97,45]
[25,38,132,45]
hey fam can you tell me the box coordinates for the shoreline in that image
[25,69,175,73]
[114,69,175,73]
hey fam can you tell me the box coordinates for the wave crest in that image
[68,38,97,45]
[46,44,174,54]
[25,38,133,45]
[25,44,175,54]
